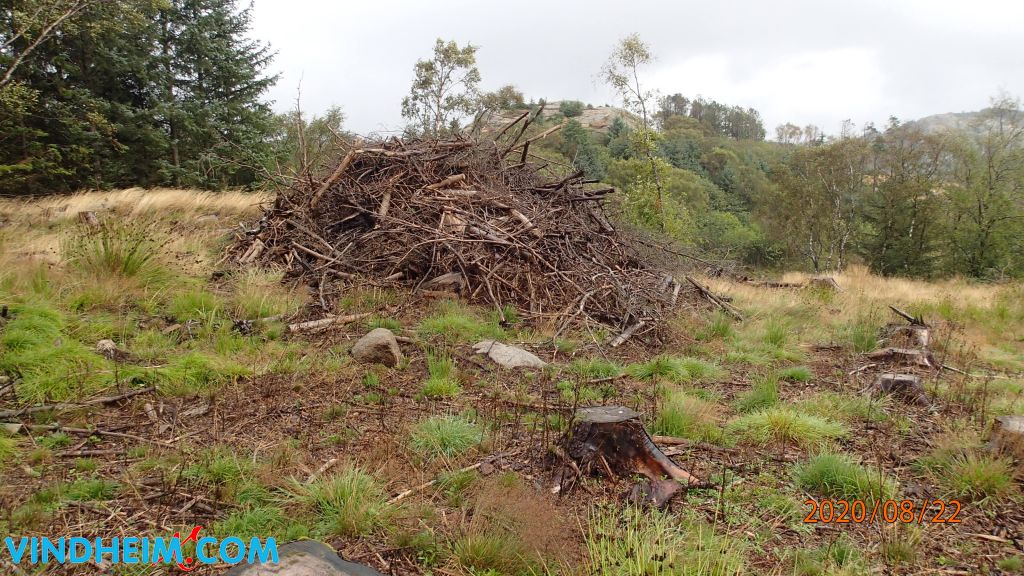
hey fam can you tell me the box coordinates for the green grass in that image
[735,376,779,413]
[229,268,304,320]
[294,467,391,537]
[568,357,623,380]
[182,447,253,497]
[846,319,879,353]
[796,393,890,423]
[794,453,897,501]
[409,414,484,459]
[788,536,866,576]
[212,505,310,541]
[158,351,249,397]
[696,311,735,341]
[420,353,461,399]
[777,365,813,382]
[997,556,1024,573]
[417,301,505,343]
[586,505,745,576]
[169,289,224,323]
[62,220,164,279]
[627,355,723,384]
[761,317,790,348]
[652,390,723,443]
[727,407,845,449]
[453,533,533,575]
[0,301,111,402]
[935,453,1015,502]
[0,436,19,468]
[64,478,120,501]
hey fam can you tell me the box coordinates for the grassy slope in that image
[0,190,1021,575]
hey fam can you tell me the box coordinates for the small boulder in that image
[472,340,546,369]
[350,328,403,367]
[989,415,1024,459]
[223,540,382,576]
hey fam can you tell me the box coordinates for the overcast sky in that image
[249,0,1024,138]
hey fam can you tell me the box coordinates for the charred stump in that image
[560,406,698,507]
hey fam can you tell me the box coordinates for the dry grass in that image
[0,188,268,223]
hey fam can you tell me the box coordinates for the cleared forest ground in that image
[0,190,1022,575]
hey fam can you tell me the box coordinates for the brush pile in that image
[234,118,685,341]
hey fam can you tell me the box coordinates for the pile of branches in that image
[234,114,687,343]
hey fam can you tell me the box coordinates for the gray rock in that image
[472,340,546,369]
[223,540,382,575]
[350,328,402,367]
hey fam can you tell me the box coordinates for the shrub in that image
[409,414,484,458]
[558,100,585,117]
[727,407,845,449]
[794,453,897,501]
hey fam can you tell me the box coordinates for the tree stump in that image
[806,276,840,291]
[561,406,698,506]
[866,347,934,368]
[871,373,931,405]
[77,211,100,227]
[989,416,1024,460]
[883,324,930,349]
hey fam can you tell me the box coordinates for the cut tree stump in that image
[865,347,934,368]
[806,276,841,291]
[871,373,931,405]
[883,324,931,349]
[988,415,1024,460]
[561,406,698,507]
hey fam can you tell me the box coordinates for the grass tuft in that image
[794,453,897,501]
[420,353,461,398]
[294,467,392,537]
[727,407,845,449]
[62,220,164,280]
[409,414,484,459]
[735,375,779,413]
[628,355,723,384]
[777,365,813,382]
[653,390,723,443]
[417,301,505,343]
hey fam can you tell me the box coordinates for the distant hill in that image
[480,101,637,135]
[909,110,988,134]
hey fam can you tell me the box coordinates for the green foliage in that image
[401,38,480,137]
[569,357,623,380]
[452,533,532,575]
[558,100,585,117]
[213,506,310,541]
[628,355,723,383]
[586,505,745,575]
[794,453,897,501]
[409,414,484,459]
[727,407,846,449]
[0,0,277,193]
[918,445,1016,503]
[295,468,392,537]
[64,478,120,501]
[0,436,19,468]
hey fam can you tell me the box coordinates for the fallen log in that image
[0,386,156,419]
[686,276,743,321]
[286,312,373,334]
[865,347,934,368]
[560,406,699,507]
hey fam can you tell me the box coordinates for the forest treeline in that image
[2,5,1022,279]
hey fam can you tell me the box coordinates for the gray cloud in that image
[250,0,1024,137]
